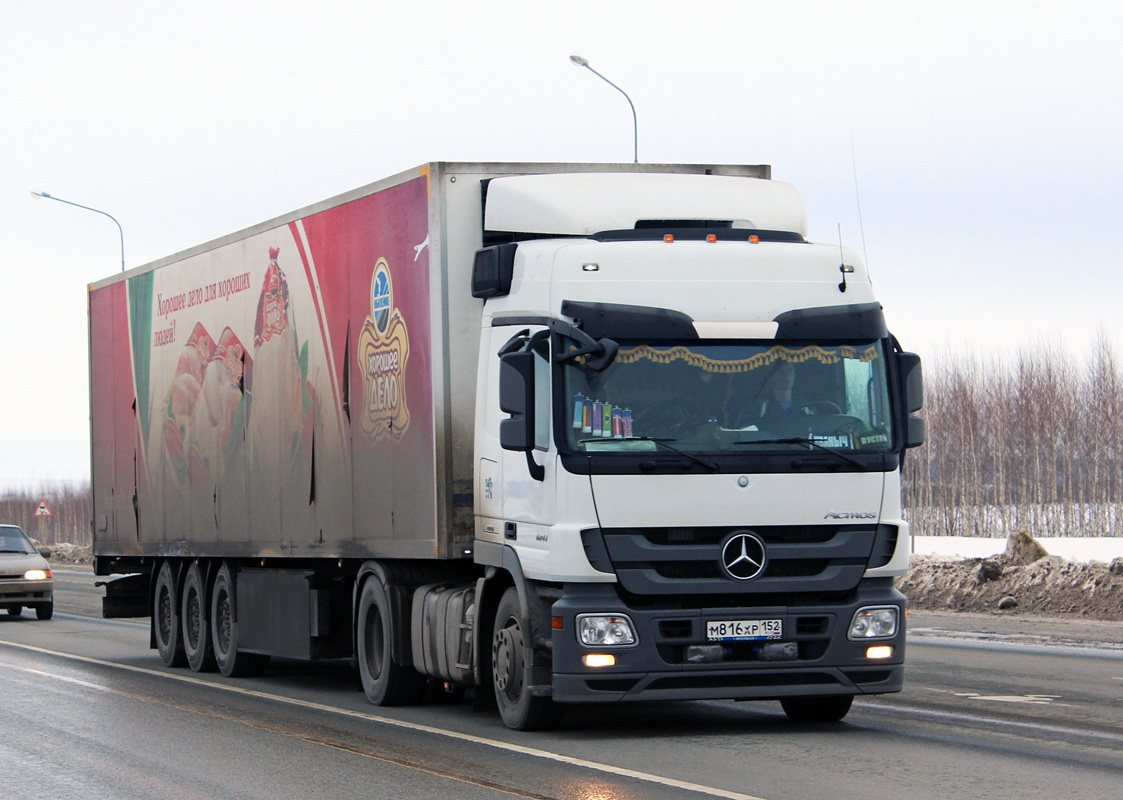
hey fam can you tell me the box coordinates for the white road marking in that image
[861,701,1123,745]
[953,693,1059,705]
[1,640,769,800]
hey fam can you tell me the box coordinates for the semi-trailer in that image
[89,162,923,730]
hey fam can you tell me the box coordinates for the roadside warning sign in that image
[35,501,52,517]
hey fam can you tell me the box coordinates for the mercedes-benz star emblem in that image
[720,532,767,581]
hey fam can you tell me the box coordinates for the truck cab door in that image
[480,325,556,561]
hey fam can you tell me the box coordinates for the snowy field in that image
[912,536,1121,562]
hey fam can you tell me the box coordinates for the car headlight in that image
[848,606,898,640]
[577,614,637,646]
[24,569,51,581]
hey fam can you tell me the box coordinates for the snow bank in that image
[913,535,1121,563]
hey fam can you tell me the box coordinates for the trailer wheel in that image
[35,601,53,621]
[780,695,854,723]
[182,564,216,672]
[356,576,425,706]
[210,564,269,678]
[154,561,187,667]
[491,588,564,731]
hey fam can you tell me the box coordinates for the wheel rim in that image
[158,586,173,645]
[492,616,524,701]
[215,587,232,656]
[185,587,201,650]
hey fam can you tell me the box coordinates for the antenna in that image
[837,224,854,293]
[850,129,870,271]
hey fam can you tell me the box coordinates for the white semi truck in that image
[89,162,923,730]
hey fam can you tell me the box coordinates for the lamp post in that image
[569,54,638,163]
[31,191,125,273]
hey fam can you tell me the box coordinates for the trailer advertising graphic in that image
[90,175,435,554]
[358,257,411,442]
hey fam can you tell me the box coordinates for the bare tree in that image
[906,333,1123,538]
[0,483,92,546]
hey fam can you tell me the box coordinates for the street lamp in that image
[30,190,125,273]
[569,54,638,163]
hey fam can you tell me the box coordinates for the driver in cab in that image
[741,360,813,431]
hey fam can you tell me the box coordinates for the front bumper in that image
[551,579,905,703]
[0,579,54,608]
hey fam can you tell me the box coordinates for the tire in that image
[210,564,269,678]
[154,561,187,667]
[491,587,564,731]
[6,606,21,617]
[181,563,216,672]
[781,695,854,723]
[356,575,426,706]
[35,601,53,621]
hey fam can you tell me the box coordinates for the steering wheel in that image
[799,400,843,415]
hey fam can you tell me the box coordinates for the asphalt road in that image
[0,568,1118,800]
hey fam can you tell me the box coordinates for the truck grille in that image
[584,525,880,596]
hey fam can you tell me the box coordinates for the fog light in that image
[848,606,899,640]
[866,645,894,659]
[577,614,637,646]
[583,654,616,667]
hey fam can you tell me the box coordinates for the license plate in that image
[706,619,783,641]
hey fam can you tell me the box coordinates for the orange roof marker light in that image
[749,235,760,244]
[664,234,674,243]
[707,234,717,243]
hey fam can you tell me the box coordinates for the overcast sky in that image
[2,0,1121,488]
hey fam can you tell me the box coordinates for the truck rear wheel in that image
[182,564,216,672]
[210,564,269,678]
[356,576,426,706]
[491,588,564,731]
[780,695,854,723]
[154,561,187,667]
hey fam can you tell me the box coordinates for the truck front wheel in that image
[356,576,425,706]
[154,561,187,667]
[491,588,564,731]
[780,695,854,723]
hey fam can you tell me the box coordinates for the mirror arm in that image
[525,451,545,481]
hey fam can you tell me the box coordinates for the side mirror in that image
[898,352,923,413]
[907,415,925,448]
[898,352,925,449]
[499,352,535,452]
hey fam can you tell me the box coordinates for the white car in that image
[0,524,54,620]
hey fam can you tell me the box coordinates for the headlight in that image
[24,569,52,581]
[848,606,898,640]
[577,614,637,646]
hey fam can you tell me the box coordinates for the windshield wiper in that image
[579,436,719,472]
[735,437,867,470]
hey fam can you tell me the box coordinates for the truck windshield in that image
[561,340,894,455]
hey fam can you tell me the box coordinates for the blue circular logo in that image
[371,262,392,334]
